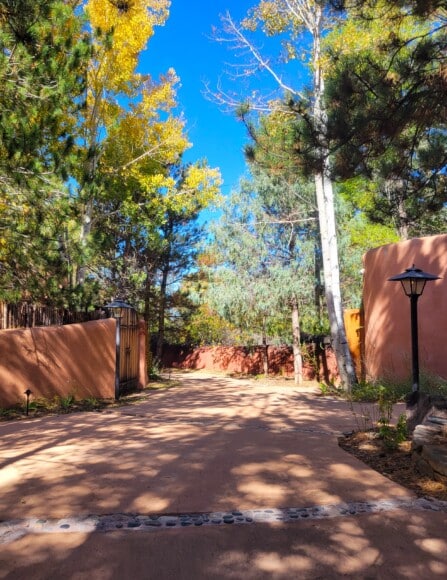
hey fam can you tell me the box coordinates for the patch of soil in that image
[339,431,447,501]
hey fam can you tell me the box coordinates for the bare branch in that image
[221,11,302,98]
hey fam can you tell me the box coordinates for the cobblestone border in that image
[2,497,446,544]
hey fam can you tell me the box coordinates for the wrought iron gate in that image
[117,308,139,396]
[105,300,141,399]
[117,306,140,396]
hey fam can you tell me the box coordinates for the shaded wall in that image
[162,344,339,383]
[363,234,447,382]
[0,319,146,408]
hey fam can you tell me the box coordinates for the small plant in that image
[30,397,57,412]
[0,406,22,420]
[346,380,407,434]
[396,413,408,441]
[149,359,164,380]
[377,385,394,424]
[418,371,447,396]
[350,380,381,402]
[83,397,102,410]
[319,382,330,396]
[56,394,75,411]
[319,382,341,397]
[378,413,407,450]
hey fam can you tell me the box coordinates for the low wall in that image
[162,344,338,383]
[0,319,147,408]
[363,234,447,382]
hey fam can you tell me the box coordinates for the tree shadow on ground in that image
[2,371,442,578]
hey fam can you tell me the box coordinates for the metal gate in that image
[117,306,140,396]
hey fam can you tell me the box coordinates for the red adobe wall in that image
[162,344,339,383]
[0,319,148,408]
[363,234,447,382]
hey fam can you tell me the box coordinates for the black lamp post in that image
[104,299,133,400]
[388,265,440,392]
[24,388,32,416]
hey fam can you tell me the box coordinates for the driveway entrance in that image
[1,371,446,579]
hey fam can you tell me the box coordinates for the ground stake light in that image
[388,265,440,392]
[24,388,32,416]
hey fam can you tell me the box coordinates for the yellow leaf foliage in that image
[165,164,222,214]
[86,0,169,89]
[243,1,304,36]
[81,0,221,229]
[101,72,191,185]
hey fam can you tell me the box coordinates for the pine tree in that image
[324,0,447,238]
[0,0,89,303]
[216,1,357,388]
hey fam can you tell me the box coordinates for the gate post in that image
[114,315,121,400]
[139,319,148,389]
[104,300,134,400]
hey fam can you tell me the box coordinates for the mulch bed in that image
[339,430,447,501]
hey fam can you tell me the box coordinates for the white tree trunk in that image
[291,295,303,385]
[262,317,269,377]
[76,199,93,286]
[220,2,357,388]
[314,171,356,388]
[312,7,356,389]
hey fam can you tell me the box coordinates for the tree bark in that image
[155,262,169,364]
[262,317,269,376]
[312,6,357,390]
[143,262,154,375]
[76,199,93,285]
[291,295,303,385]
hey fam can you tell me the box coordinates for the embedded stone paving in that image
[2,497,447,545]
[2,372,447,578]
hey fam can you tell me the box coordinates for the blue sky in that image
[141,1,258,215]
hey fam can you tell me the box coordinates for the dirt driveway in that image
[1,370,446,579]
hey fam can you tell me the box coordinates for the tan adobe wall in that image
[0,319,117,407]
[363,234,447,383]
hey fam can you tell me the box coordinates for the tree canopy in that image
[1,0,446,381]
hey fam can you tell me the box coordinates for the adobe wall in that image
[0,319,118,408]
[363,234,447,383]
[162,344,339,383]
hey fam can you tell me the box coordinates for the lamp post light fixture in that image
[388,265,440,393]
[104,299,133,400]
[24,388,32,416]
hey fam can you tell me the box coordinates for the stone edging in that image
[2,497,446,545]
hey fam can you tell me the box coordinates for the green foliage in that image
[347,380,408,433]
[378,413,408,451]
[0,0,89,180]
[204,168,321,344]
[349,380,408,404]
[324,0,447,238]
[58,394,76,410]
[0,1,91,304]
[181,303,243,346]
[31,394,76,412]
[83,397,102,410]
[0,2,219,320]
[318,382,341,397]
